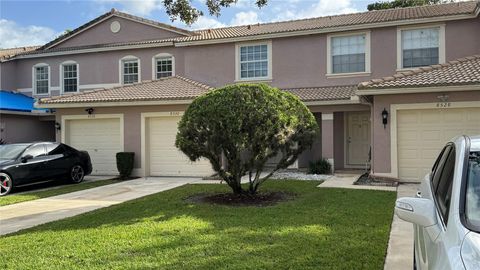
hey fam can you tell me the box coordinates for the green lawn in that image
[1,181,396,270]
[0,179,120,206]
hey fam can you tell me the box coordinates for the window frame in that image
[326,30,371,77]
[396,24,445,70]
[119,55,141,85]
[60,61,79,94]
[235,40,272,82]
[32,63,50,96]
[151,53,175,80]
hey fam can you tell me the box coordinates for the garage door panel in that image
[397,107,480,182]
[148,116,213,177]
[66,118,122,175]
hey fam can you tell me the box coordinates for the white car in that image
[395,135,480,270]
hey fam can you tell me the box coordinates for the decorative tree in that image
[367,0,448,11]
[175,83,318,195]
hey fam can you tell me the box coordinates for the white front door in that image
[346,112,371,166]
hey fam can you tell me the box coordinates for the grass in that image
[0,179,121,206]
[1,180,396,270]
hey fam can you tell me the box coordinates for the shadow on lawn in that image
[5,181,396,269]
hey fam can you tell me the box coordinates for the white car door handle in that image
[416,191,422,198]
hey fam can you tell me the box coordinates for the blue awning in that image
[0,90,49,112]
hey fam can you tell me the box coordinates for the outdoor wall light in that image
[382,108,389,129]
[55,122,61,131]
[85,108,95,115]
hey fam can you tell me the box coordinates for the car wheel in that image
[0,172,13,196]
[70,165,85,183]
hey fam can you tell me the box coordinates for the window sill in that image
[234,77,273,83]
[326,72,371,78]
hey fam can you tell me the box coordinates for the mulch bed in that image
[354,172,399,187]
[185,191,295,207]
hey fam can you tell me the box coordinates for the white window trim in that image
[235,40,272,82]
[59,60,79,94]
[151,53,175,80]
[396,24,445,70]
[119,55,141,85]
[326,30,371,77]
[32,63,51,96]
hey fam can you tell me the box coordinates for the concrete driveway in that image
[0,177,200,236]
[384,183,419,270]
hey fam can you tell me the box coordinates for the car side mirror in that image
[395,197,438,227]
[21,154,34,163]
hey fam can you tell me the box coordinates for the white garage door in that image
[65,118,122,175]
[148,116,213,177]
[397,107,480,182]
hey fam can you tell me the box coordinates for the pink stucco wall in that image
[6,17,480,97]
[56,16,184,49]
[371,90,480,175]
[55,104,189,168]
[0,114,55,143]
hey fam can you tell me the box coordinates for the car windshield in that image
[0,144,30,160]
[466,151,480,228]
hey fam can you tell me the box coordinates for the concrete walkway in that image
[384,183,418,270]
[318,173,397,191]
[0,177,200,236]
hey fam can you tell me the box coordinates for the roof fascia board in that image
[356,84,480,95]
[0,109,53,116]
[36,97,361,108]
[11,41,174,60]
[176,13,478,47]
[35,99,194,108]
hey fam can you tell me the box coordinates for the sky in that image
[0,0,469,48]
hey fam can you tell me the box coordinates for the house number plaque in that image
[436,102,451,108]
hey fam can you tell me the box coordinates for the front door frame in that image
[344,111,371,169]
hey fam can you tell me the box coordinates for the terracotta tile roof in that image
[179,1,479,42]
[38,76,214,104]
[284,85,357,102]
[0,46,40,60]
[13,1,480,58]
[16,39,175,57]
[358,55,480,90]
[38,75,357,105]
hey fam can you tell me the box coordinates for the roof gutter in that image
[10,41,175,60]
[356,84,480,96]
[35,99,194,109]
[36,96,363,109]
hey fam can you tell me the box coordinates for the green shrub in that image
[309,158,332,175]
[116,152,135,179]
[175,83,319,195]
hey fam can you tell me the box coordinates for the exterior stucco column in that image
[321,113,334,171]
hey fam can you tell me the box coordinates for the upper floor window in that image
[398,25,445,69]
[33,64,49,95]
[327,32,370,75]
[235,41,272,81]
[61,62,78,93]
[153,53,174,79]
[120,56,140,84]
